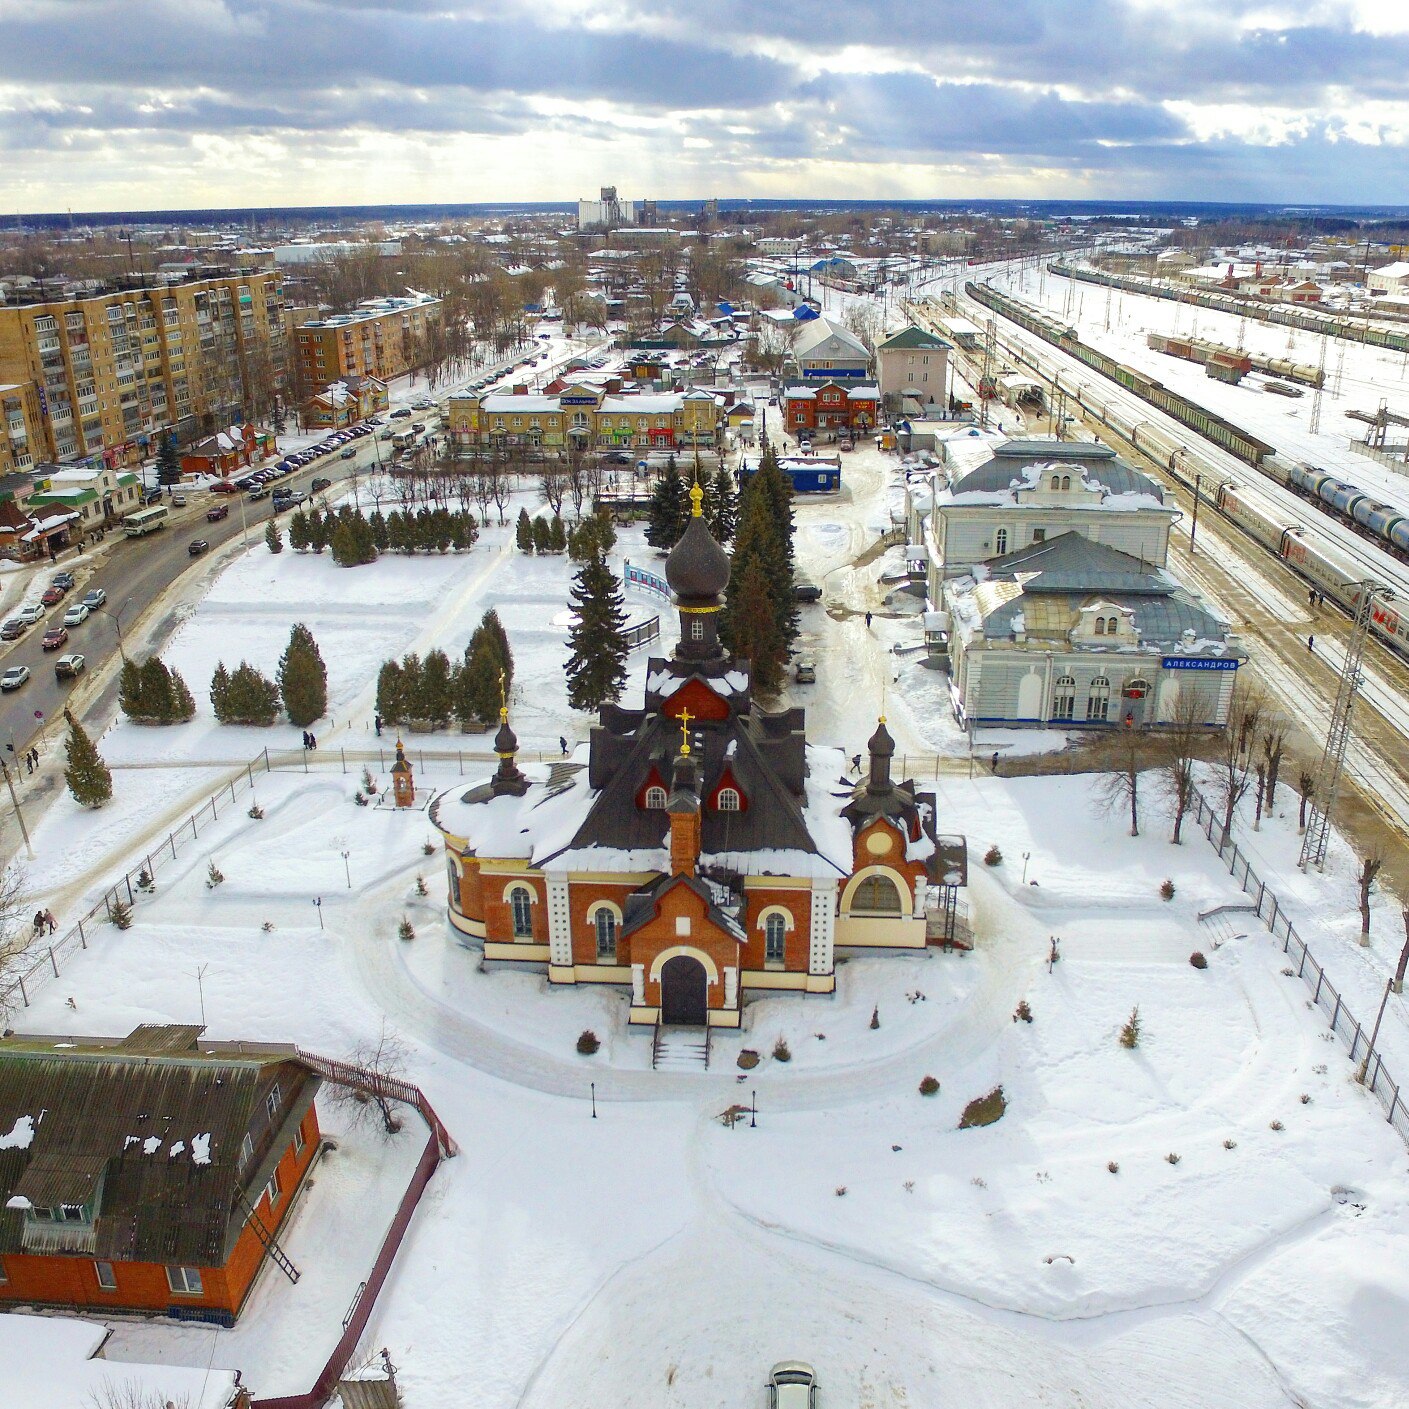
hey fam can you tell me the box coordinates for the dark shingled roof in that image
[958,439,1162,500]
[983,532,1173,594]
[0,1025,319,1267]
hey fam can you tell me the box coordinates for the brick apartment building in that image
[293,293,441,389]
[0,269,286,469]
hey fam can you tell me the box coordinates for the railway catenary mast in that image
[1300,585,1378,872]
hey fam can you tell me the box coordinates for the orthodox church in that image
[430,485,968,1030]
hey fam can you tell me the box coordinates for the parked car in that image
[40,586,65,608]
[0,665,30,691]
[412,398,436,410]
[206,503,230,523]
[794,658,816,684]
[339,446,357,459]
[82,588,106,609]
[171,493,187,507]
[41,626,68,651]
[0,619,28,641]
[188,538,210,557]
[211,479,238,495]
[51,572,76,591]
[310,477,331,493]
[247,486,269,501]
[390,407,412,419]
[273,491,307,512]
[62,603,89,627]
[602,451,632,466]
[15,604,44,625]
[793,580,822,602]
[54,653,85,681]
[410,422,426,434]
[142,487,163,506]
[767,1362,818,1409]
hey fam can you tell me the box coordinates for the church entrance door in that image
[660,955,708,1026]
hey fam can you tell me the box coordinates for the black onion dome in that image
[868,718,895,758]
[494,717,519,755]
[666,513,730,603]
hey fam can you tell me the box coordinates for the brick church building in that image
[430,486,967,1030]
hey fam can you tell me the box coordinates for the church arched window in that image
[994,528,1008,555]
[852,873,903,914]
[644,786,667,809]
[717,788,742,812]
[509,886,533,938]
[1094,617,1106,635]
[1107,616,1120,635]
[765,913,786,963]
[594,908,617,960]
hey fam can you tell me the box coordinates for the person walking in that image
[1308,634,1315,652]
[32,911,44,940]
[865,611,873,629]
[374,713,383,738]
[991,751,1000,774]
[44,909,56,935]
[559,736,569,756]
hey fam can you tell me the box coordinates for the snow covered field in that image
[4,416,1409,1407]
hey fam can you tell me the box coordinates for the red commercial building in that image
[782,379,881,441]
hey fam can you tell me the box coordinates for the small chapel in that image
[430,484,968,1030]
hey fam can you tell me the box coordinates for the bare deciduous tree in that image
[88,1380,192,1409]
[1358,849,1385,944]
[1096,727,1149,837]
[1157,691,1205,844]
[332,1024,410,1139]
[1260,723,1287,819]
[1211,693,1257,848]
[1297,768,1315,832]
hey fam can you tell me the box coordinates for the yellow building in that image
[0,382,44,476]
[0,270,285,468]
[294,294,440,388]
[447,384,718,453]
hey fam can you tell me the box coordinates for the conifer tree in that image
[421,648,454,728]
[398,653,425,721]
[370,508,390,553]
[459,634,503,726]
[288,507,310,552]
[168,663,197,722]
[565,552,629,712]
[63,708,113,807]
[480,609,514,695]
[122,655,196,724]
[278,623,328,728]
[709,464,738,542]
[516,507,534,553]
[265,518,283,554]
[531,515,552,554]
[118,658,144,721]
[209,662,232,721]
[549,515,567,554]
[726,557,786,694]
[156,432,182,487]
[376,660,407,725]
[331,513,377,566]
[307,507,329,554]
[646,456,689,549]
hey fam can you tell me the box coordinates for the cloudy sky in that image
[4,0,1408,213]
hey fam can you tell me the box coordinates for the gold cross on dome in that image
[498,668,508,723]
[678,707,693,755]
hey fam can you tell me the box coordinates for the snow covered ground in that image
[4,410,1409,1407]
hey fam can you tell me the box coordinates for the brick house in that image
[430,488,966,1031]
[782,379,881,441]
[179,424,277,480]
[0,1024,322,1326]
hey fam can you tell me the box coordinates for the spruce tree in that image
[726,557,786,694]
[156,433,182,487]
[118,658,145,721]
[479,609,514,694]
[63,708,112,808]
[370,508,390,553]
[265,518,283,554]
[459,634,503,725]
[168,664,196,723]
[210,662,233,722]
[376,660,407,725]
[278,623,328,728]
[710,464,738,542]
[531,515,552,554]
[516,507,534,553]
[288,508,310,552]
[646,456,689,549]
[565,553,629,712]
[307,508,329,554]
[331,515,370,566]
[221,662,280,726]
[421,649,454,728]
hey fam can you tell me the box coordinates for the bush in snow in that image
[577,1030,600,1055]
[1108,1161,1119,1174]
[415,875,428,897]
[772,1036,792,1063]
[870,1004,880,1030]
[248,803,265,820]
[1270,1120,1284,1131]
[206,861,224,889]
[1300,1093,1311,1104]
[983,844,1003,866]
[354,791,369,807]
[1160,878,1176,901]
[1166,1152,1181,1165]
[834,1186,848,1197]
[1013,1000,1033,1023]
[1189,951,1208,969]
[109,898,133,930]
[423,840,436,856]
[361,767,378,795]
[1224,1139,1237,1149]
[918,1075,940,1096]
[398,917,415,942]
[959,1087,1006,1129]
[1119,1007,1141,1049]
[261,921,275,932]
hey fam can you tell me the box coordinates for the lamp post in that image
[102,596,135,661]
[1022,851,1031,885]
[340,849,351,889]
[313,896,323,931]
[0,759,34,860]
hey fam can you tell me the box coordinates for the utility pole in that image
[0,759,34,859]
[1189,470,1202,554]
[1309,333,1329,436]
[979,316,997,430]
[1299,582,1377,871]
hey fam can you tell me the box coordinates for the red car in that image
[41,626,68,651]
[40,586,66,607]
[206,503,230,522]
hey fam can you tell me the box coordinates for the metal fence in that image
[1189,787,1409,1147]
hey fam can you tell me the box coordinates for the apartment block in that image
[0,381,44,475]
[0,269,286,469]
[294,293,440,389]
